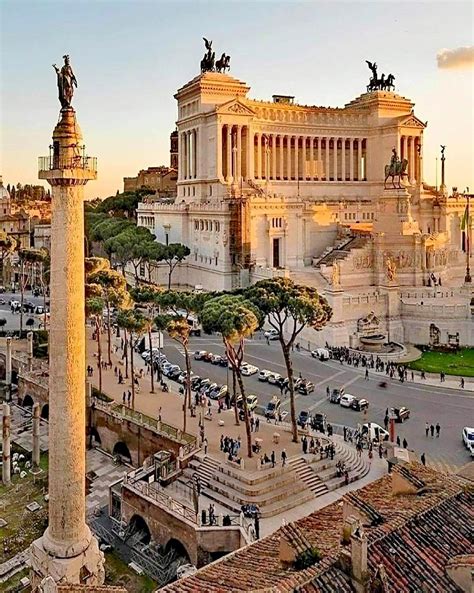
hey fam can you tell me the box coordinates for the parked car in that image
[298,410,311,428]
[340,394,356,408]
[264,396,281,419]
[267,372,282,385]
[202,352,214,362]
[311,413,327,432]
[263,328,279,340]
[211,354,224,365]
[351,398,369,411]
[258,369,272,382]
[241,364,259,376]
[0,298,6,305]
[168,367,183,381]
[218,356,229,367]
[209,385,228,400]
[329,388,344,403]
[190,376,202,390]
[198,378,211,392]
[236,394,258,412]
[462,427,474,456]
[194,350,207,360]
[311,348,330,361]
[298,380,315,395]
[391,407,410,423]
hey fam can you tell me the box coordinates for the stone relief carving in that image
[357,311,380,334]
[353,254,374,270]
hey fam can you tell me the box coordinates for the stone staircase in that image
[316,236,369,268]
[181,439,370,519]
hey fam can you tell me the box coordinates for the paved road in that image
[0,291,45,330]
[156,333,474,472]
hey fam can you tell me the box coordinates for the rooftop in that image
[162,463,473,593]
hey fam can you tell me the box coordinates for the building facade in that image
[136,69,474,346]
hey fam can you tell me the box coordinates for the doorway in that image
[272,238,280,268]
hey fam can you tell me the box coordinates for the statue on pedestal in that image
[53,55,77,109]
[384,148,408,189]
[201,38,215,73]
[331,261,340,288]
[366,60,396,92]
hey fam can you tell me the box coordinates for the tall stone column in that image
[270,134,276,180]
[246,128,254,180]
[333,137,338,181]
[316,137,321,180]
[301,136,307,180]
[287,136,292,180]
[409,137,415,184]
[30,106,104,586]
[325,137,330,181]
[5,336,12,392]
[294,136,299,181]
[2,403,11,486]
[226,125,233,183]
[32,402,40,472]
[216,124,223,181]
[256,133,262,179]
[341,138,346,181]
[349,138,354,181]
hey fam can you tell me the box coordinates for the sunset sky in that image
[1,0,472,199]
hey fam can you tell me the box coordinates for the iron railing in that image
[38,155,97,173]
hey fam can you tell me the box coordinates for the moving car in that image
[263,329,279,340]
[351,397,369,411]
[267,372,283,385]
[258,369,272,382]
[329,388,344,403]
[462,427,474,456]
[202,352,214,362]
[241,364,259,376]
[211,354,224,365]
[194,351,208,360]
[298,410,311,428]
[311,348,330,361]
[391,407,410,423]
[340,393,356,408]
[298,380,315,395]
[264,396,281,419]
[311,413,327,432]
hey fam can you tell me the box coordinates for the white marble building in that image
[136,70,474,346]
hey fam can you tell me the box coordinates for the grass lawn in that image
[104,551,157,592]
[0,451,49,564]
[408,348,474,377]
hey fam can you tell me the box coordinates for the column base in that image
[30,531,105,590]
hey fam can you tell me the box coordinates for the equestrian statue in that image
[216,52,231,73]
[200,38,231,74]
[384,148,408,189]
[365,60,395,92]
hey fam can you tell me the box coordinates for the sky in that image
[1,0,473,199]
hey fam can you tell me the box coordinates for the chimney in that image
[279,536,298,569]
[351,526,368,593]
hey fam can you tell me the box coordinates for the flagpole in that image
[465,190,471,283]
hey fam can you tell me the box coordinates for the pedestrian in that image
[396,435,401,446]
[365,368,369,381]
[460,377,465,388]
[421,370,426,380]
[378,443,383,459]
[281,449,287,467]
[435,422,440,437]
[220,435,224,451]
[425,422,429,437]
[114,366,118,376]
[122,391,126,404]
[271,450,275,468]
[326,386,330,398]
[402,437,408,449]
[204,438,208,455]
[255,417,260,432]
[411,371,414,381]
[420,452,426,466]
[158,406,162,422]
[384,415,389,430]
[302,436,308,454]
[430,424,435,437]
[343,426,347,442]
[127,390,131,405]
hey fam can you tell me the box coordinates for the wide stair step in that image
[289,457,328,497]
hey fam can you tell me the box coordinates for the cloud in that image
[437,46,474,69]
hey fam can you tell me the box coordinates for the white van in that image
[362,422,389,442]
[311,348,330,361]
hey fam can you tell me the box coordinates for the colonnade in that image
[400,135,421,183]
[180,129,198,180]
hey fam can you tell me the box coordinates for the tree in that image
[116,309,148,408]
[131,285,163,394]
[245,278,332,442]
[0,232,18,285]
[200,294,261,458]
[18,248,47,333]
[158,243,191,289]
[155,291,209,432]
[87,257,132,364]
[86,296,105,396]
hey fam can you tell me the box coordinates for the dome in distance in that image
[0,176,10,201]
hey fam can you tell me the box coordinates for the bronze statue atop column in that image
[53,55,77,109]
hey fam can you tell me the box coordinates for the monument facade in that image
[30,56,104,588]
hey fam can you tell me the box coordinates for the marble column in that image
[247,128,254,180]
[32,402,40,471]
[349,138,354,181]
[301,136,307,180]
[27,331,33,372]
[294,136,299,181]
[226,125,233,183]
[287,136,292,180]
[401,135,406,162]
[236,125,242,181]
[356,139,361,181]
[316,137,321,180]
[325,137,330,181]
[271,134,277,180]
[2,403,10,486]
[309,137,314,180]
[256,133,262,179]
[342,138,346,181]
[216,124,223,180]
[279,135,284,180]
[333,137,338,181]
[409,136,415,183]
[183,131,188,180]
[31,106,104,587]
[193,129,198,179]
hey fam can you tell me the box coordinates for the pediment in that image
[216,99,255,117]
[399,114,427,129]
